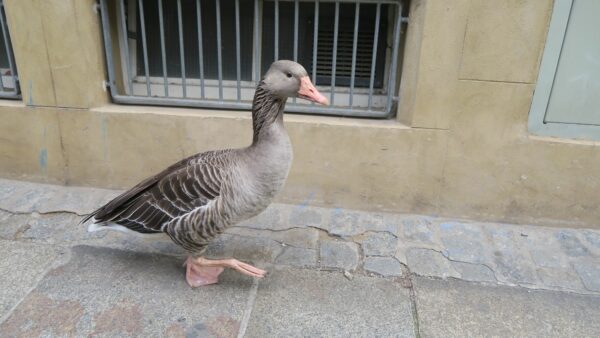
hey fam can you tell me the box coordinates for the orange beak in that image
[298,76,329,105]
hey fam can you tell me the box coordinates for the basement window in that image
[99,0,408,118]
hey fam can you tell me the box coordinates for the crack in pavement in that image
[0,207,87,217]
[237,278,259,338]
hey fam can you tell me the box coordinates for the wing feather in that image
[84,151,231,234]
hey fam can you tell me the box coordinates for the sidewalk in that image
[0,178,598,337]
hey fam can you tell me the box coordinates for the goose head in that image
[262,60,329,105]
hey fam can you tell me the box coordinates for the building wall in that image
[1,0,599,229]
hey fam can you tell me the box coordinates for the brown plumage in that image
[84,151,228,233]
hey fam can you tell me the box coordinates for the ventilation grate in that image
[317,28,376,79]
[311,3,388,88]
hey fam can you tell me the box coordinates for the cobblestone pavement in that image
[0,178,599,337]
[2,178,598,295]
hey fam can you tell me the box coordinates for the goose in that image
[83,60,328,287]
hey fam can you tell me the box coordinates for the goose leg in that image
[185,256,266,287]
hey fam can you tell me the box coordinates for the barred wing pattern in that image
[85,150,232,252]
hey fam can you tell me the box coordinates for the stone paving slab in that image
[413,277,600,338]
[0,210,27,239]
[0,246,254,337]
[244,267,415,337]
[0,178,119,215]
[1,241,599,337]
[0,240,64,321]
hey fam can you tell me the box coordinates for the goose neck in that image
[251,85,286,145]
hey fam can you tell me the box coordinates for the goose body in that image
[84,61,328,287]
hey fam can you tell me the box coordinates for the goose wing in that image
[84,151,228,233]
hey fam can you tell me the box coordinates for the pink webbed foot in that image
[184,256,267,287]
[185,257,224,287]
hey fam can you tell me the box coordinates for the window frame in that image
[0,0,20,99]
[528,0,600,141]
[99,0,407,118]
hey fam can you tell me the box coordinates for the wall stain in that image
[298,192,316,208]
[39,126,47,175]
[27,80,33,105]
[39,149,48,174]
[101,117,108,160]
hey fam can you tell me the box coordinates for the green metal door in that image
[529,0,600,140]
[545,0,600,125]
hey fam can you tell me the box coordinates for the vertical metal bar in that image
[138,0,151,96]
[0,2,13,93]
[385,3,403,114]
[216,0,223,100]
[118,0,132,95]
[293,0,298,61]
[177,0,186,98]
[235,0,241,101]
[368,3,381,110]
[99,0,118,96]
[311,1,319,105]
[196,0,205,98]
[0,7,5,93]
[0,2,4,92]
[0,52,5,92]
[158,0,168,96]
[293,0,298,103]
[274,0,279,61]
[253,0,261,83]
[330,2,339,105]
[349,3,360,107]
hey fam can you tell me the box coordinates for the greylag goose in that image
[83,60,328,287]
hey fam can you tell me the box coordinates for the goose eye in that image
[286,72,292,78]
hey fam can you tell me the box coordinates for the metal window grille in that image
[99,0,407,118]
[0,0,19,99]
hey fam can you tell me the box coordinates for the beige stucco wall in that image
[1,0,599,229]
